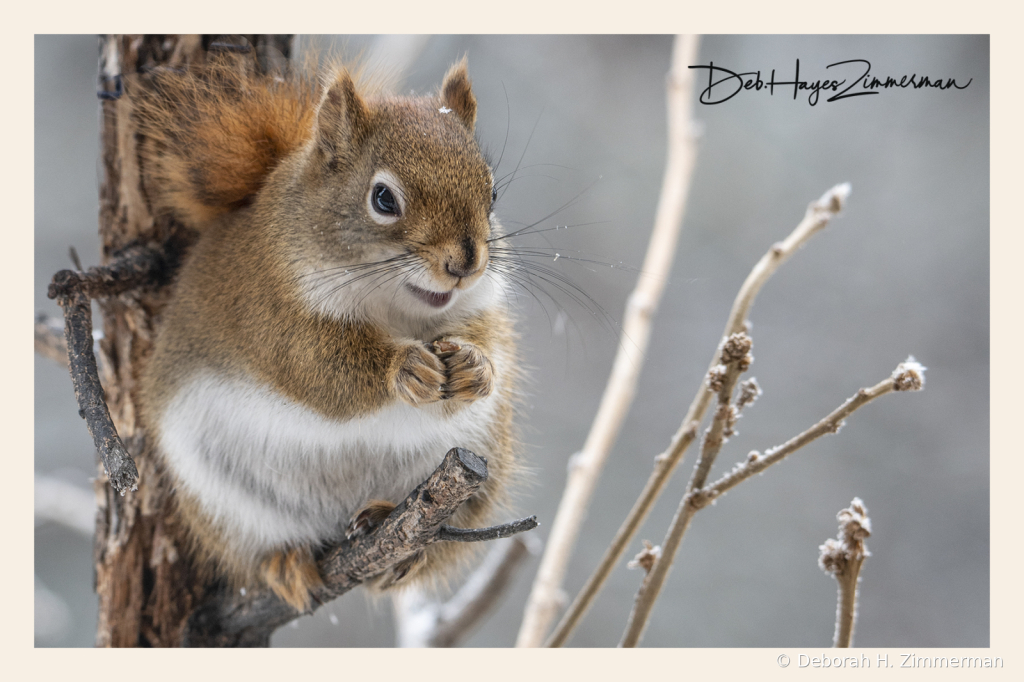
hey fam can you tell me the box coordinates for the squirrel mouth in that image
[406,284,453,308]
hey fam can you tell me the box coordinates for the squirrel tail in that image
[131,55,321,229]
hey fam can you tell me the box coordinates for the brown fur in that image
[136,56,520,610]
[132,56,321,228]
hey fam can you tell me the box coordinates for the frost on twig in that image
[892,356,926,392]
[736,378,762,412]
[694,332,753,487]
[819,498,872,648]
[548,182,852,649]
[702,358,927,505]
[619,360,922,647]
[626,541,662,574]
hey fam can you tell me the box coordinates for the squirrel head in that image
[271,60,499,326]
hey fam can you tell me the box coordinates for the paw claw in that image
[393,343,446,405]
[432,339,461,357]
[436,338,494,403]
[346,500,396,540]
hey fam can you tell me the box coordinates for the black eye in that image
[372,184,400,216]
[491,187,497,204]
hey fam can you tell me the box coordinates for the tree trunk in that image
[91,34,293,648]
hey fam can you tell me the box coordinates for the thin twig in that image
[52,287,139,494]
[438,517,538,542]
[46,244,172,494]
[183,447,538,647]
[517,32,702,649]
[395,535,539,647]
[547,182,851,647]
[700,358,925,504]
[690,333,753,491]
[819,498,872,647]
[618,360,923,647]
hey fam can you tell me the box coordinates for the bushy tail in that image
[131,56,321,229]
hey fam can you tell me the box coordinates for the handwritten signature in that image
[689,59,972,106]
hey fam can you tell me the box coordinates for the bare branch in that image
[701,358,925,503]
[619,360,922,647]
[547,182,851,647]
[690,333,753,491]
[438,517,538,543]
[46,244,175,495]
[47,243,170,302]
[183,447,538,647]
[50,286,138,494]
[819,498,872,647]
[519,32,702,649]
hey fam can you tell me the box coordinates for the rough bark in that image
[88,34,286,648]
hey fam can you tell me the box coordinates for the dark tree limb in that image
[46,244,172,494]
[183,447,538,647]
[438,517,539,543]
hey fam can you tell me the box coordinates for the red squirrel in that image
[134,54,519,612]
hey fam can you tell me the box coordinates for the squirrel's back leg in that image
[260,546,323,613]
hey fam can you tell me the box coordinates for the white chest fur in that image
[157,371,500,561]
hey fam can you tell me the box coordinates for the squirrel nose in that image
[446,238,482,279]
[446,260,478,279]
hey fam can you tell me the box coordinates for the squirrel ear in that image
[317,71,368,157]
[440,57,477,131]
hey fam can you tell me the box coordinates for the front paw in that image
[432,338,494,403]
[393,343,446,405]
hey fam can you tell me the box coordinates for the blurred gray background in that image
[35,35,988,647]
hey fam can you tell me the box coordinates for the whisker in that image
[351,261,420,312]
[487,262,564,337]
[488,178,601,243]
[494,172,561,195]
[490,220,612,242]
[490,247,641,276]
[493,82,511,177]
[491,258,641,364]
[292,253,417,283]
[388,262,426,309]
[309,260,415,309]
[489,263,591,358]
[497,109,543,204]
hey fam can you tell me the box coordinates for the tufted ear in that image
[317,70,369,160]
[440,57,477,131]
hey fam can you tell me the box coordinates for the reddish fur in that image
[132,56,321,227]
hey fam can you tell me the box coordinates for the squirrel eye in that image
[491,186,497,205]
[372,184,400,216]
